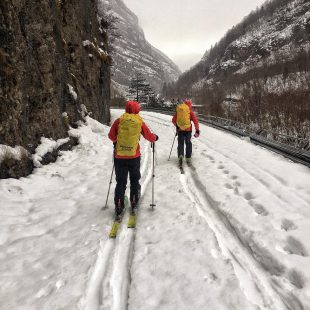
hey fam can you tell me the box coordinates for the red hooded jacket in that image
[108,101,157,159]
[172,100,199,132]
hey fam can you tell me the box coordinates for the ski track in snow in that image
[136,112,309,309]
[84,140,153,310]
[180,165,303,310]
[3,111,309,310]
[85,111,308,310]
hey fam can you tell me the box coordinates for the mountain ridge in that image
[98,0,181,94]
[165,0,310,136]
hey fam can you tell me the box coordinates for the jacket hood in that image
[184,100,192,109]
[125,101,141,114]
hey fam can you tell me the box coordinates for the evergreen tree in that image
[128,72,156,103]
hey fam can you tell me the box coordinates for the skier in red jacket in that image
[108,101,158,218]
[172,99,200,166]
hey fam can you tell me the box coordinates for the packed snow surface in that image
[1,110,310,310]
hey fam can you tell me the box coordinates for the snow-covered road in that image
[1,110,310,310]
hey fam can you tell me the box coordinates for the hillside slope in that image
[167,0,310,136]
[98,0,181,93]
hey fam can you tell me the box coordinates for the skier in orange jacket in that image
[172,99,200,165]
[109,100,158,218]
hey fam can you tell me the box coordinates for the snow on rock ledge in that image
[0,145,33,179]
[32,137,70,168]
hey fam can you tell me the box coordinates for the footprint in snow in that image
[202,152,215,162]
[234,186,240,195]
[8,186,23,193]
[231,175,238,180]
[249,201,269,216]
[223,170,229,175]
[287,269,304,289]
[225,183,233,189]
[234,181,241,187]
[218,165,225,169]
[281,219,297,231]
[244,192,255,201]
[204,272,218,284]
[283,236,308,257]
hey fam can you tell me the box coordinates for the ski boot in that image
[178,155,183,167]
[128,194,139,228]
[130,192,140,215]
[178,155,184,173]
[115,199,125,222]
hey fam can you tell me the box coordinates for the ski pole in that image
[168,131,177,161]
[150,142,156,209]
[102,161,115,210]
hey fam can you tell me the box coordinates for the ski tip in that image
[109,222,120,238]
[128,215,136,228]
[109,230,117,238]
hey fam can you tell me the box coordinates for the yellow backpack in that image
[116,113,143,156]
[176,103,191,130]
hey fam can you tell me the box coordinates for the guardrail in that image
[140,106,310,167]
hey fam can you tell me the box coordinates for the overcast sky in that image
[123,0,267,72]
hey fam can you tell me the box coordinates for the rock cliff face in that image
[0,0,111,152]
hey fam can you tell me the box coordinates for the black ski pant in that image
[114,157,141,207]
[177,131,192,158]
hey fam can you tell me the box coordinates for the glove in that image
[194,129,200,138]
[154,134,159,141]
